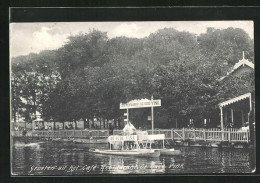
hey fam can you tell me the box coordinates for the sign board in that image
[120,99,161,109]
[108,134,165,142]
[108,135,138,142]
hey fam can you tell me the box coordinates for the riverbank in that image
[12,136,254,149]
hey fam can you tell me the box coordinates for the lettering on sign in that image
[108,135,138,142]
[120,99,161,109]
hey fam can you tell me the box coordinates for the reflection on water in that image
[11,140,255,175]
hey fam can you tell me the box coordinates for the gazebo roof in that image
[219,52,254,81]
[218,93,251,108]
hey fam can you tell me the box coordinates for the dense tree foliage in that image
[11,27,254,128]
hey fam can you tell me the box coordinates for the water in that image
[11,140,255,175]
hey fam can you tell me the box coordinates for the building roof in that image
[218,93,251,108]
[219,52,254,81]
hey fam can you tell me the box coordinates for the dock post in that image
[203,129,206,142]
[163,139,165,149]
[194,129,196,142]
[220,106,224,141]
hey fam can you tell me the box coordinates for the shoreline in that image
[12,136,254,149]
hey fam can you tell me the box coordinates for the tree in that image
[11,27,254,129]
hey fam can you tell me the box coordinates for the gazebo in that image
[218,93,253,130]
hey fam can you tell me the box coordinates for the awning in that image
[218,93,251,108]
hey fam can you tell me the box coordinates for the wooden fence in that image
[12,128,250,143]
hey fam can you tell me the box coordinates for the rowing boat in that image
[154,148,182,156]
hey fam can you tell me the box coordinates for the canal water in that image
[11,140,255,175]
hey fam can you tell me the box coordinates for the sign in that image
[108,135,138,142]
[108,134,165,142]
[120,99,161,109]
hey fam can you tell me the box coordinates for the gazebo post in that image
[231,109,234,126]
[241,110,244,126]
[220,106,224,140]
[248,93,252,123]
[249,93,252,112]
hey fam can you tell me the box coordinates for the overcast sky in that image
[10,21,253,58]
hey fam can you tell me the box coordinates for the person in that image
[226,122,233,128]
[109,124,114,135]
[14,125,18,131]
[22,128,27,137]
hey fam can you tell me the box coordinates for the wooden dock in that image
[12,128,250,143]
[113,128,250,143]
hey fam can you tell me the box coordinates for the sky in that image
[10,21,253,58]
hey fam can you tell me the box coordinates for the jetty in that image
[12,128,249,143]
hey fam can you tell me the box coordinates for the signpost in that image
[151,96,154,134]
[120,97,161,134]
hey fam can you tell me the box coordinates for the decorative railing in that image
[12,130,109,138]
[113,128,250,143]
[12,128,250,143]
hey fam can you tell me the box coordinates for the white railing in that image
[12,128,250,143]
[113,128,250,143]
[12,130,110,138]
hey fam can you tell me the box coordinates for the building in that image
[218,52,254,131]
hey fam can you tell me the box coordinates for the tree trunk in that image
[113,119,116,128]
[74,120,77,129]
[83,119,86,129]
[103,118,105,129]
[117,118,120,129]
[33,90,37,120]
[87,118,90,128]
